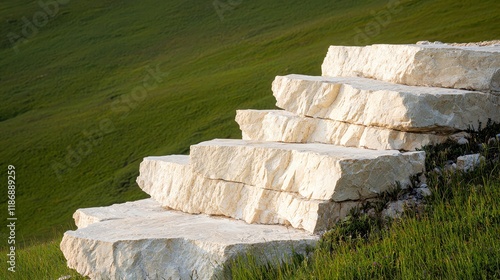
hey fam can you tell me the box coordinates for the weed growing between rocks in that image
[420,119,500,171]
[422,120,499,202]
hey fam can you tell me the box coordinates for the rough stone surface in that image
[457,154,485,172]
[416,186,432,197]
[236,109,448,151]
[272,74,500,132]
[136,155,363,233]
[63,42,500,279]
[190,139,426,201]
[443,40,500,47]
[449,132,471,143]
[61,199,318,280]
[418,40,500,47]
[457,137,469,145]
[73,197,174,229]
[321,44,500,91]
[382,200,417,219]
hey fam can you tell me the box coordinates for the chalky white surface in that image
[62,199,317,280]
[190,139,425,201]
[136,155,362,233]
[236,109,448,150]
[321,44,500,91]
[272,75,500,132]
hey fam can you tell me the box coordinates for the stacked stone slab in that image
[61,199,317,279]
[322,43,500,92]
[61,43,500,280]
[236,110,448,151]
[137,142,424,233]
[237,74,500,150]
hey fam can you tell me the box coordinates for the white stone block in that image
[61,199,317,280]
[190,139,425,201]
[272,75,500,132]
[236,109,447,151]
[321,44,500,91]
[136,155,362,233]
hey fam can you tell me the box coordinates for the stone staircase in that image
[61,42,500,279]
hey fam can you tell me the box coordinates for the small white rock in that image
[449,132,471,142]
[418,174,427,185]
[382,201,406,219]
[457,137,469,145]
[416,187,432,197]
[457,154,485,172]
[433,167,443,176]
[444,162,457,173]
[382,200,419,219]
[366,208,377,218]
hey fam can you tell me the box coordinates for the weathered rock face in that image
[64,42,500,279]
[190,139,426,201]
[73,197,170,229]
[61,199,317,280]
[272,75,500,132]
[321,44,500,92]
[457,153,485,172]
[236,109,448,151]
[136,155,364,233]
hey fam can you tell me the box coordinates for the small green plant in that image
[318,210,383,252]
[419,119,500,171]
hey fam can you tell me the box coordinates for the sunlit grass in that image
[0,238,87,280]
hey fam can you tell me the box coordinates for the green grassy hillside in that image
[0,0,498,278]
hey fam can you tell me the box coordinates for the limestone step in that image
[272,74,500,132]
[236,109,448,151]
[61,199,318,280]
[321,43,500,92]
[190,139,425,202]
[136,155,363,233]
